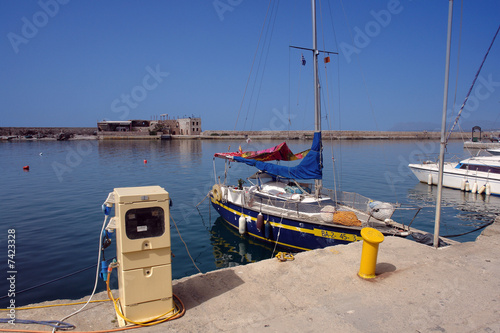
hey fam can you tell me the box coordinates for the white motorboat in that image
[409,155,500,196]
[487,148,500,155]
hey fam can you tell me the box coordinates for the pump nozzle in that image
[102,204,111,215]
[100,260,109,281]
[102,192,115,215]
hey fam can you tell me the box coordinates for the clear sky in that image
[1,0,499,131]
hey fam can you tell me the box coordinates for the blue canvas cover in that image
[233,132,323,180]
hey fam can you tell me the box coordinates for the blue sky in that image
[1,0,499,131]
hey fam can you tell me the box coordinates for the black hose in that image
[442,221,494,238]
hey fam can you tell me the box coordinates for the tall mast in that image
[312,0,320,132]
[311,0,322,195]
[434,0,453,248]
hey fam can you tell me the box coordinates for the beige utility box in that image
[113,186,173,325]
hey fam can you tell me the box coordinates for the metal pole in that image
[434,0,453,248]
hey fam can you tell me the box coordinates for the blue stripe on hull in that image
[211,196,363,251]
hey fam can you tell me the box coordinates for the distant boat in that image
[209,0,419,251]
[487,148,500,155]
[409,156,500,196]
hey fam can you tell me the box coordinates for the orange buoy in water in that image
[23,165,29,171]
[144,159,147,164]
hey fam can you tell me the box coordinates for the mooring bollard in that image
[358,227,384,279]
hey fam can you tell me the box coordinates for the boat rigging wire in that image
[337,0,401,204]
[325,0,342,200]
[446,23,500,143]
[450,0,464,120]
[171,216,203,274]
[233,0,273,131]
[248,0,280,131]
[271,200,288,258]
[318,0,337,198]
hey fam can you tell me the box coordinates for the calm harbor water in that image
[1,138,499,306]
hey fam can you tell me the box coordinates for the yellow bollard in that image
[358,227,384,279]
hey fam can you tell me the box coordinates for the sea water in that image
[1,138,498,306]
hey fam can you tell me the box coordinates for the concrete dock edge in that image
[6,216,500,332]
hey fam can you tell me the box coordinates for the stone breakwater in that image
[0,127,96,138]
[200,130,464,140]
[0,127,466,140]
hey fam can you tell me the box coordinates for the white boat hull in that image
[409,161,500,196]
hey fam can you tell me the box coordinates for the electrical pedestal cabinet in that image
[113,186,173,325]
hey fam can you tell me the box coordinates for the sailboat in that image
[209,0,419,251]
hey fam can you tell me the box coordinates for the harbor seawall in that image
[0,127,96,137]
[0,127,467,140]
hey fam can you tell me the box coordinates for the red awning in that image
[214,142,309,161]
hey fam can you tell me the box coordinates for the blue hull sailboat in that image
[210,0,418,251]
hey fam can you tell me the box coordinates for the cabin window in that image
[459,164,500,174]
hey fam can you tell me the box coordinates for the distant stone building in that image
[165,117,201,135]
[97,116,201,136]
[97,120,151,132]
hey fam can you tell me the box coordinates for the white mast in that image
[312,0,322,196]
[434,0,454,248]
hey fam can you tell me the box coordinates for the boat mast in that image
[312,0,322,196]
[434,0,453,248]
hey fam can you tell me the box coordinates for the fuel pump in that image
[102,186,173,326]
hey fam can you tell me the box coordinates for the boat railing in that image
[323,188,370,213]
[221,185,420,229]
[412,153,463,164]
[411,153,440,164]
[322,188,421,229]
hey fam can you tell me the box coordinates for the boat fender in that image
[460,180,466,191]
[368,201,395,221]
[264,221,272,239]
[427,174,432,185]
[486,184,491,195]
[472,182,478,193]
[465,181,470,192]
[478,184,486,194]
[238,215,246,235]
[212,184,222,201]
[256,213,264,233]
[320,205,336,222]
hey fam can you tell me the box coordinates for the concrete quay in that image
[5,216,500,333]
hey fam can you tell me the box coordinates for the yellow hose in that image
[0,267,185,333]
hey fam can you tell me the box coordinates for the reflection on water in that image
[209,217,278,268]
[408,183,500,238]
